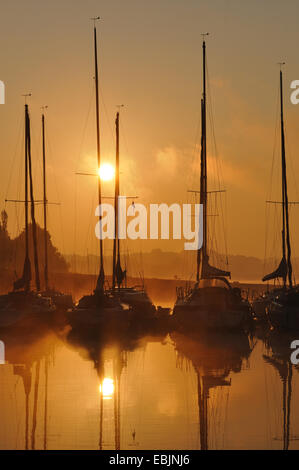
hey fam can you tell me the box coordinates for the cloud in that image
[156,146,178,176]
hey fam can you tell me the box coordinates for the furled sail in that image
[13,256,31,291]
[262,257,287,282]
[95,265,105,292]
[201,254,230,279]
[116,258,126,286]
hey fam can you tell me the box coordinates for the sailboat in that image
[107,110,156,318]
[0,103,55,329]
[253,67,299,329]
[39,110,73,313]
[172,38,251,331]
[67,20,124,329]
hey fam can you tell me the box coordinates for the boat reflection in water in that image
[171,330,253,449]
[263,330,299,450]
[67,323,168,450]
[2,318,299,449]
[0,329,56,450]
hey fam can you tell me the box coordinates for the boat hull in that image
[67,305,127,328]
[173,283,252,331]
[172,304,250,330]
[267,288,299,330]
[268,302,299,330]
[0,292,56,331]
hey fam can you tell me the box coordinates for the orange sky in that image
[0,0,299,264]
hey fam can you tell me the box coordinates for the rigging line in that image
[269,205,280,268]
[83,190,98,270]
[44,117,67,257]
[264,83,280,271]
[187,54,202,196]
[10,162,22,245]
[206,58,229,265]
[189,111,202,193]
[99,84,114,145]
[5,109,23,201]
[31,120,43,207]
[9,119,25,270]
[284,126,299,201]
[119,116,134,197]
[206,59,221,189]
[73,83,94,269]
[75,84,95,173]
[15,122,25,234]
[288,206,297,284]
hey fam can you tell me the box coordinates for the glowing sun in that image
[98,163,115,181]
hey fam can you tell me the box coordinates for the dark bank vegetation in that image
[0,210,69,291]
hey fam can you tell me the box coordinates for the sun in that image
[98,163,115,181]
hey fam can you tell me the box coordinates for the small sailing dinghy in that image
[67,20,124,329]
[0,103,55,330]
[253,67,299,330]
[172,38,251,331]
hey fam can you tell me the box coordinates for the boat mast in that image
[42,110,49,291]
[112,111,120,290]
[93,17,105,292]
[279,67,293,288]
[26,104,40,291]
[24,103,31,292]
[197,35,208,281]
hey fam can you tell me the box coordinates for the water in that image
[0,320,298,450]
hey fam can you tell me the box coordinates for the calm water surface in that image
[0,316,298,450]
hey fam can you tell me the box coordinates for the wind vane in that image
[278,61,286,70]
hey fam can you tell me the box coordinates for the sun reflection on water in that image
[99,377,114,400]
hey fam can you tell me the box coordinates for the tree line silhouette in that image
[0,210,69,287]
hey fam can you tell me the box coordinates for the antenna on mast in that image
[278,61,286,70]
[22,93,32,104]
[90,16,100,27]
[201,32,209,41]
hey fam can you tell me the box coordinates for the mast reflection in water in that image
[1,321,299,449]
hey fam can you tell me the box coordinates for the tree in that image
[0,210,8,233]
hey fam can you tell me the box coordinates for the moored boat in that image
[67,19,124,330]
[253,66,299,329]
[39,110,74,314]
[172,37,252,332]
[107,111,156,320]
[0,102,55,330]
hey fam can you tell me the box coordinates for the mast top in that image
[278,62,285,70]
[91,16,100,27]
[22,93,32,105]
[201,32,209,43]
